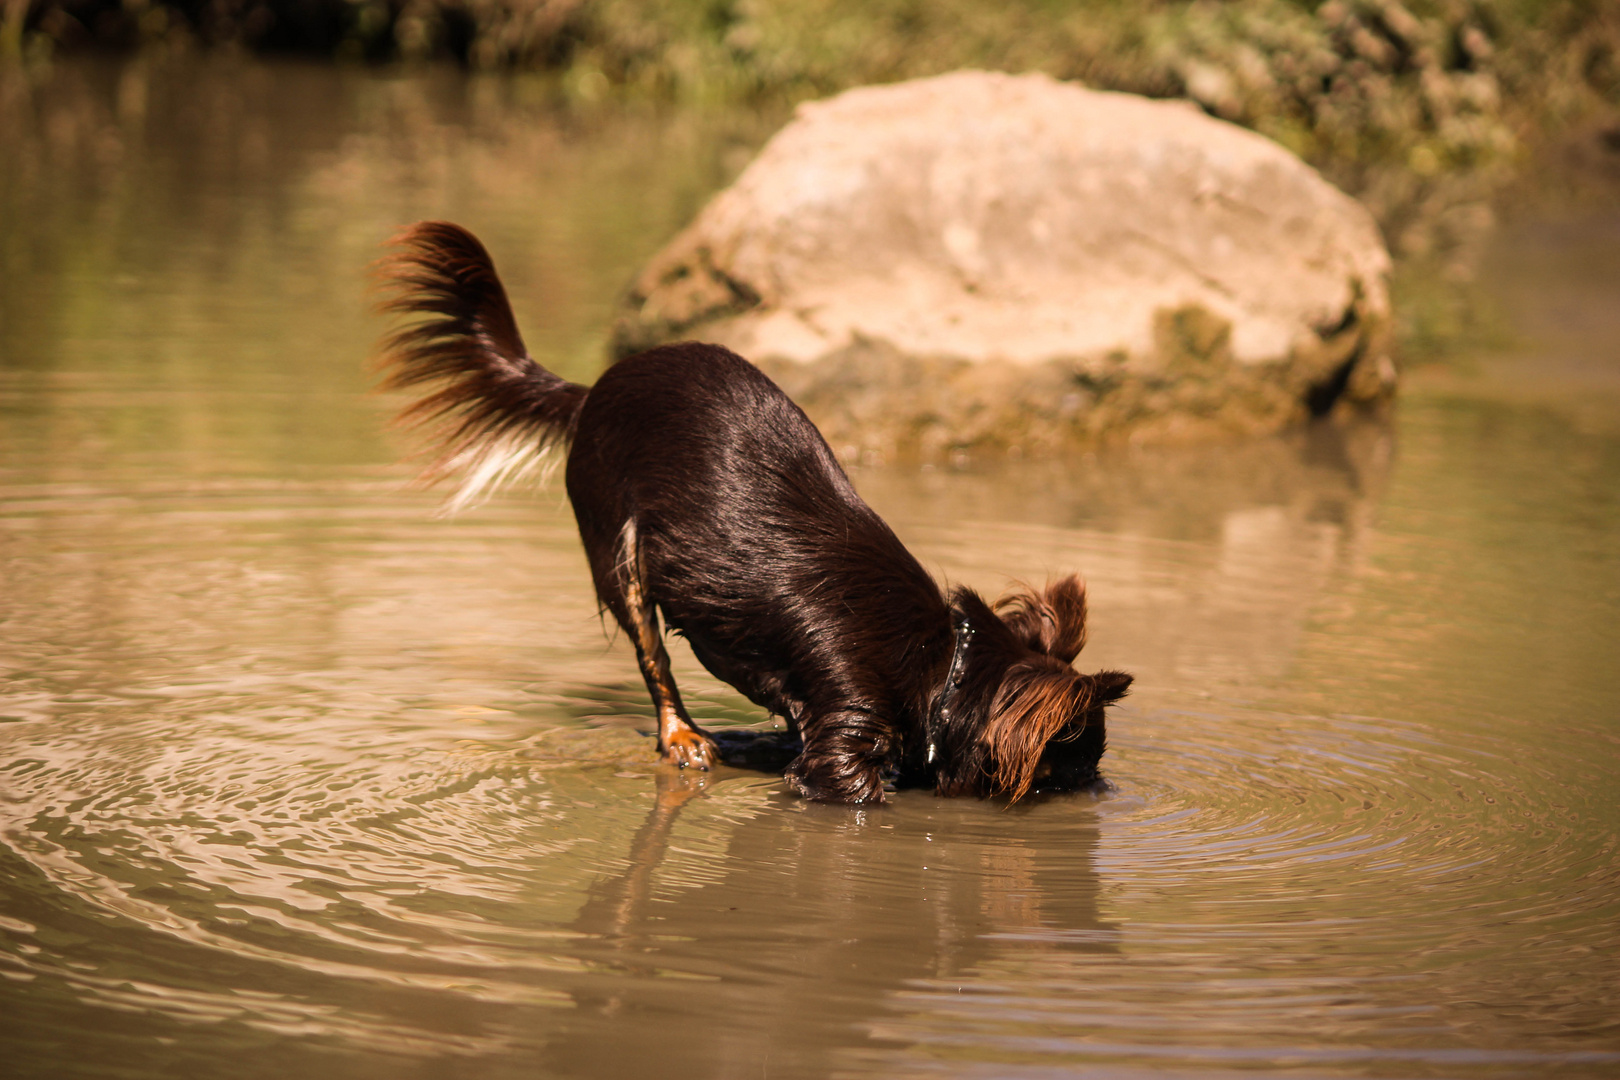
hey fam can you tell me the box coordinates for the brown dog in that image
[377,221,1131,803]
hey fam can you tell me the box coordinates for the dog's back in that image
[566,343,951,737]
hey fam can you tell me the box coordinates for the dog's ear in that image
[993,576,1088,664]
[983,661,1092,802]
[1090,669,1133,707]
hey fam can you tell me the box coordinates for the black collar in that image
[926,608,974,763]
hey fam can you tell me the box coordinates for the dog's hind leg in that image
[608,518,717,770]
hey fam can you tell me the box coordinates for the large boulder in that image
[613,70,1395,461]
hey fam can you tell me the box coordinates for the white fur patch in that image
[617,517,642,604]
[434,432,561,516]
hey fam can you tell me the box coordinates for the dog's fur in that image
[376,221,1132,803]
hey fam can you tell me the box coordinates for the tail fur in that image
[374,221,588,513]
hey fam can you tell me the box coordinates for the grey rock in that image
[613,70,1396,460]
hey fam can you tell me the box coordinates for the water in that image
[2,57,1618,1079]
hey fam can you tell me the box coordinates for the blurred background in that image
[6,0,1620,363]
[1,4,1618,1079]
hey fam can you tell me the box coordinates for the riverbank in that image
[10,1,1616,157]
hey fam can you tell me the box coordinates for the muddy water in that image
[2,58,1618,1079]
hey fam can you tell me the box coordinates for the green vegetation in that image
[12,1,1617,128]
[5,0,1618,364]
[11,1,1616,211]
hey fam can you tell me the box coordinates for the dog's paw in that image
[661,727,718,771]
[784,759,888,804]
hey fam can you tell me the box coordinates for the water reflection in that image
[0,53,777,487]
[859,416,1393,698]
[554,772,1114,1079]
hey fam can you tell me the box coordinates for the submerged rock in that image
[613,70,1396,459]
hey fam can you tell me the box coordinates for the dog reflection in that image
[554,776,1117,1077]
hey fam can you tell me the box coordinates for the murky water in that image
[3,58,1618,1079]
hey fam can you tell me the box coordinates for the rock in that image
[612,70,1395,460]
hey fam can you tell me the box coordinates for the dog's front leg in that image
[784,708,893,803]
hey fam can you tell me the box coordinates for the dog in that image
[375,221,1132,803]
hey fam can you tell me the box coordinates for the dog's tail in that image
[374,220,588,513]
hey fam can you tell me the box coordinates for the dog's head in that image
[932,577,1132,800]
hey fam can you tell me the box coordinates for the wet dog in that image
[376,221,1131,803]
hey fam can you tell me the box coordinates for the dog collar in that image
[927,609,974,764]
